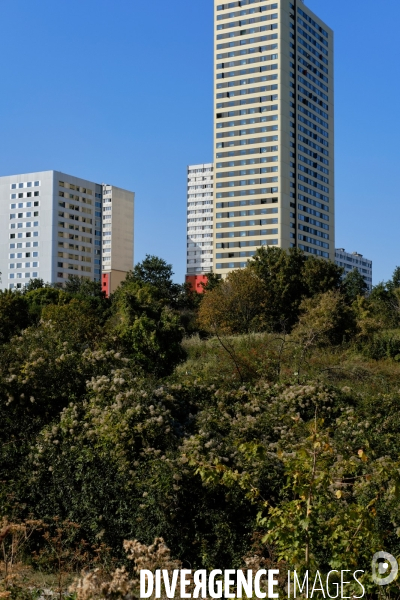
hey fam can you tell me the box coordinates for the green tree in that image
[124,255,183,306]
[0,290,31,344]
[176,282,204,336]
[111,280,186,376]
[302,256,343,297]
[342,268,368,302]
[41,299,103,346]
[387,265,400,291]
[367,282,398,328]
[64,275,105,299]
[23,278,47,292]
[25,287,69,322]
[248,247,307,331]
[291,290,357,349]
[248,249,345,333]
[201,271,221,293]
[198,268,266,335]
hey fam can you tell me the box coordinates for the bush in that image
[362,334,400,360]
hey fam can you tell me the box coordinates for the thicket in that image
[1,250,400,598]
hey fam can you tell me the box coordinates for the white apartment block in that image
[0,171,134,295]
[214,0,334,275]
[186,163,214,275]
[335,248,373,292]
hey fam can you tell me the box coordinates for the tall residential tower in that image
[213,0,334,275]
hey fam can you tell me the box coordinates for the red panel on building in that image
[102,273,110,298]
[185,274,208,294]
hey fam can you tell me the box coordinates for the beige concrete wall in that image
[110,186,135,272]
[109,269,129,294]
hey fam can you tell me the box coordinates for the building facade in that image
[213,0,334,275]
[335,248,373,292]
[0,170,134,294]
[186,163,214,289]
[101,184,135,296]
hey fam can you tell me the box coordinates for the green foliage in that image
[23,278,48,292]
[5,252,400,591]
[301,255,343,296]
[15,377,258,569]
[248,246,307,331]
[24,287,70,322]
[198,269,267,335]
[200,272,221,293]
[63,275,105,299]
[0,290,30,343]
[342,268,369,302]
[248,247,344,332]
[362,333,400,360]
[292,290,357,348]
[123,255,184,306]
[387,265,400,291]
[22,277,110,324]
[111,280,186,376]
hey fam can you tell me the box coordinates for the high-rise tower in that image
[213,0,334,275]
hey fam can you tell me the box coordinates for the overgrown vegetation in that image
[1,250,400,598]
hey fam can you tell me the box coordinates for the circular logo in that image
[372,552,399,586]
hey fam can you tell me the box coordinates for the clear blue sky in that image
[1,0,399,284]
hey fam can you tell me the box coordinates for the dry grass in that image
[0,561,75,595]
[180,331,400,395]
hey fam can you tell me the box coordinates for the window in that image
[34,191,39,197]
[11,184,16,189]
[34,181,40,187]
[18,183,24,189]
